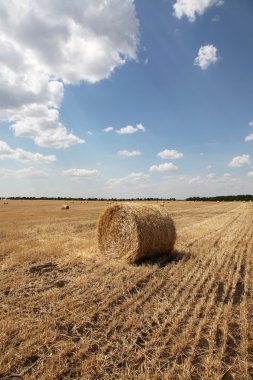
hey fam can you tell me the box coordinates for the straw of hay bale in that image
[97,203,176,263]
[61,204,69,210]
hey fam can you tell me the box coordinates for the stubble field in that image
[0,200,253,380]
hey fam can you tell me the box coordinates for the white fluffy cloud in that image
[157,149,183,160]
[62,168,100,179]
[104,127,114,133]
[173,0,224,22]
[116,123,145,134]
[149,162,178,172]
[194,45,218,70]
[117,150,141,157]
[0,1,139,148]
[187,173,241,195]
[105,123,145,135]
[107,172,150,187]
[245,121,253,142]
[245,134,253,142]
[248,171,253,177]
[0,166,49,179]
[17,167,49,179]
[0,140,56,163]
[229,154,251,168]
[0,1,138,84]
[188,172,237,185]
[10,105,84,149]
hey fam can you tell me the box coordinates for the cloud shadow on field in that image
[135,250,191,267]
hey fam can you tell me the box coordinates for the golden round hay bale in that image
[97,203,176,263]
[61,204,69,210]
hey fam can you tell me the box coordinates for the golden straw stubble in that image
[97,203,176,263]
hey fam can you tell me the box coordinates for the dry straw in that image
[97,203,176,263]
[61,204,69,210]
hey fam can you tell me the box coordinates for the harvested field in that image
[0,200,253,379]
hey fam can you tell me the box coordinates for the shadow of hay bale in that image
[134,250,191,267]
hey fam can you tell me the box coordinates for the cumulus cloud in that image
[17,167,49,179]
[248,171,253,177]
[0,0,139,148]
[173,0,224,22]
[10,105,84,149]
[104,127,114,132]
[245,121,253,142]
[245,134,253,142]
[207,165,212,170]
[229,154,251,168]
[116,123,145,134]
[117,150,141,157]
[107,172,150,187]
[194,45,218,70]
[0,166,49,179]
[157,149,183,160]
[188,172,237,186]
[62,168,100,179]
[149,163,178,172]
[0,140,56,163]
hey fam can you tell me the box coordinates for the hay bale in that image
[61,204,69,210]
[97,203,176,263]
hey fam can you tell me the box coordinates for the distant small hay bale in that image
[4,201,8,204]
[61,204,69,210]
[160,203,165,207]
[97,203,176,263]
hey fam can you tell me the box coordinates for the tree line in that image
[1,195,252,201]
[186,195,253,202]
[1,196,176,201]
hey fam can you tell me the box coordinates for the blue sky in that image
[0,0,252,198]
